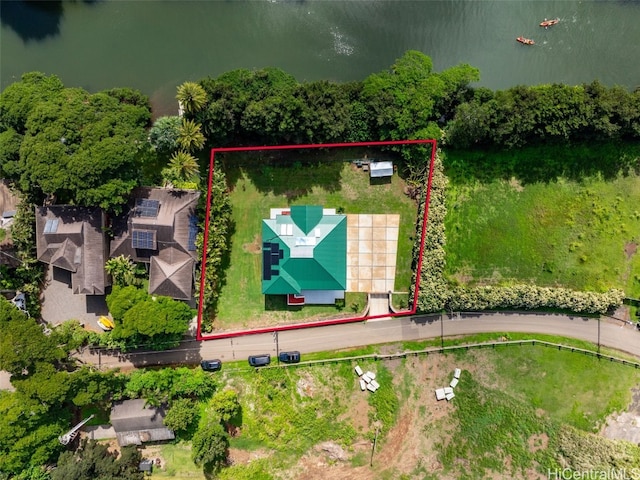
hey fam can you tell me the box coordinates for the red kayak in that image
[516,36,535,45]
[540,18,559,27]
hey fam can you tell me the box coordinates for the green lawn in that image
[215,158,418,328]
[444,172,640,296]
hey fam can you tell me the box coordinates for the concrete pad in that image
[359,266,372,280]
[359,215,372,228]
[386,227,399,241]
[359,240,372,253]
[372,215,387,227]
[358,227,372,241]
[372,266,386,279]
[373,253,387,266]
[348,214,359,227]
[372,279,386,292]
[359,279,372,291]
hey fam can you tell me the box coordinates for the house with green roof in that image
[262,205,346,305]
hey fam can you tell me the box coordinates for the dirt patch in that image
[242,235,262,254]
[508,177,524,192]
[338,390,371,434]
[527,433,549,453]
[601,386,640,444]
[227,447,270,466]
[625,242,638,260]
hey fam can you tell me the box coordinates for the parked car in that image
[200,359,222,372]
[248,354,271,367]
[278,351,301,363]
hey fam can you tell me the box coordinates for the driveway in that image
[40,265,109,330]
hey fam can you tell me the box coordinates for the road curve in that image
[77,312,640,370]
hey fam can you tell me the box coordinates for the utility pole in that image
[597,316,601,355]
[370,425,380,466]
[273,331,279,364]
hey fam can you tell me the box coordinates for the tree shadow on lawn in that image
[218,151,345,201]
[444,141,640,186]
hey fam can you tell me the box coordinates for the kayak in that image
[540,18,559,27]
[516,36,535,45]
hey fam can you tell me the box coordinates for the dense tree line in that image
[192,51,479,151]
[444,81,640,149]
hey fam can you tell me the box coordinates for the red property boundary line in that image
[197,139,437,341]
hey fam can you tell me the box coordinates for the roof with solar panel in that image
[109,187,200,300]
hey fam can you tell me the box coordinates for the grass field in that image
[444,172,640,296]
[149,333,640,479]
[214,156,418,328]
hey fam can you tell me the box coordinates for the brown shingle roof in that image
[110,188,200,300]
[110,399,175,447]
[35,206,108,295]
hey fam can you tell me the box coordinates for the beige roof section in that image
[346,214,399,293]
[35,206,108,295]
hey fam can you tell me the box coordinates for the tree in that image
[148,115,182,154]
[0,298,65,376]
[177,81,208,115]
[51,439,143,480]
[105,255,141,287]
[0,390,68,476]
[2,74,152,211]
[208,389,240,424]
[191,420,229,474]
[106,286,194,351]
[162,150,200,186]
[177,118,206,152]
[12,362,71,406]
[164,397,200,434]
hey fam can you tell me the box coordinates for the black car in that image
[248,354,271,367]
[278,351,301,364]
[200,359,222,372]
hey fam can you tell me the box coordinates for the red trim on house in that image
[197,139,437,341]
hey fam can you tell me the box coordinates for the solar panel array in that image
[188,216,198,251]
[262,242,282,280]
[43,219,59,234]
[132,229,156,250]
[135,199,160,218]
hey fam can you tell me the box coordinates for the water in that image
[2,0,640,115]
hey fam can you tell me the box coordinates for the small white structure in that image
[444,387,453,395]
[454,368,461,379]
[355,365,363,377]
[361,373,372,384]
[359,379,366,391]
[369,161,394,178]
[366,383,377,393]
[365,371,376,380]
[445,392,455,401]
[370,379,380,390]
[450,378,459,389]
[435,388,446,401]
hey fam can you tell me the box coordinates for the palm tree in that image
[176,82,208,115]
[105,255,138,287]
[178,119,206,152]
[164,150,200,185]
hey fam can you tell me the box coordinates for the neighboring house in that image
[35,206,109,295]
[110,187,200,300]
[262,205,346,305]
[110,399,174,447]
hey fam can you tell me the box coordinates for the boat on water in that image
[540,18,559,27]
[516,36,535,45]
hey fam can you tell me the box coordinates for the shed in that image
[110,399,175,447]
[369,161,394,178]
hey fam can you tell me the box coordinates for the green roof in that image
[262,206,346,295]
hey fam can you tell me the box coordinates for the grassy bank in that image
[150,333,640,479]
[444,172,640,296]
[214,156,417,328]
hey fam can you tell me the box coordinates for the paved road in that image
[76,312,640,370]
